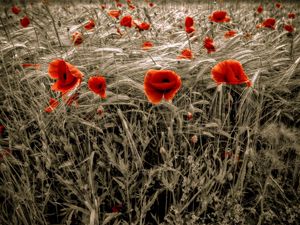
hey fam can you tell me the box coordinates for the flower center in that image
[63,73,67,81]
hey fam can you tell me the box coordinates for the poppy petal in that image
[211,60,251,86]
[185,16,194,28]
[88,76,107,98]
[144,85,164,104]
[144,70,181,104]
[65,62,84,79]
[48,59,66,79]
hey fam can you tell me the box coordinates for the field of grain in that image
[0,1,300,224]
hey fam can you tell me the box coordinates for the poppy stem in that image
[290,34,294,60]
[147,53,157,65]
[43,3,63,51]
[0,17,11,43]
[185,32,192,52]
[34,27,40,49]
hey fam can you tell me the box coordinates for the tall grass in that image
[0,1,300,224]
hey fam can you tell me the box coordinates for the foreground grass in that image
[0,1,300,224]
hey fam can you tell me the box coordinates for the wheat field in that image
[0,0,300,224]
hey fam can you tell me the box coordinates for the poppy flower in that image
[20,16,30,28]
[22,63,40,69]
[135,22,150,31]
[120,15,133,28]
[209,10,230,23]
[288,13,296,19]
[44,98,59,113]
[72,31,83,45]
[260,18,276,29]
[203,37,216,54]
[11,5,21,15]
[284,24,294,33]
[224,30,237,39]
[108,10,121,19]
[144,69,181,104]
[185,16,195,33]
[0,125,5,135]
[84,19,95,30]
[88,76,107,99]
[185,16,194,28]
[185,26,195,34]
[117,3,123,8]
[142,41,153,50]
[48,59,84,94]
[257,5,263,14]
[112,204,123,213]
[126,0,132,3]
[275,3,282,9]
[177,48,193,59]
[149,2,154,7]
[211,60,252,87]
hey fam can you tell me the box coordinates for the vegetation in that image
[0,1,299,224]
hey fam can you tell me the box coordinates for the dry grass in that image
[0,1,300,225]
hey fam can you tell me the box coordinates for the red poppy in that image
[117,3,123,8]
[149,2,154,7]
[177,48,193,59]
[184,16,195,33]
[211,60,252,87]
[108,10,121,19]
[209,10,230,23]
[20,16,30,28]
[284,24,294,33]
[22,63,40,69]
[11,5,21,15]
[275,3,282,9]
[120,15,133,28]
[100,4,106,10]
[112,204,123,213]
[185,16,194,28]
[257,5,263,14]
[84,19,95,30]
[48,59,84,94]
[144,69,181,104]
[142,41,153,50]
[88,76,107,99]
[224,30,237,39]
[44,98,59,113]
[72,31,83,45]
[288,13,296,19]
[126,0,132,3]
[261,18,276,29]
[0,125,5,135]
[203,37,216,54]
[135,22,150,31]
